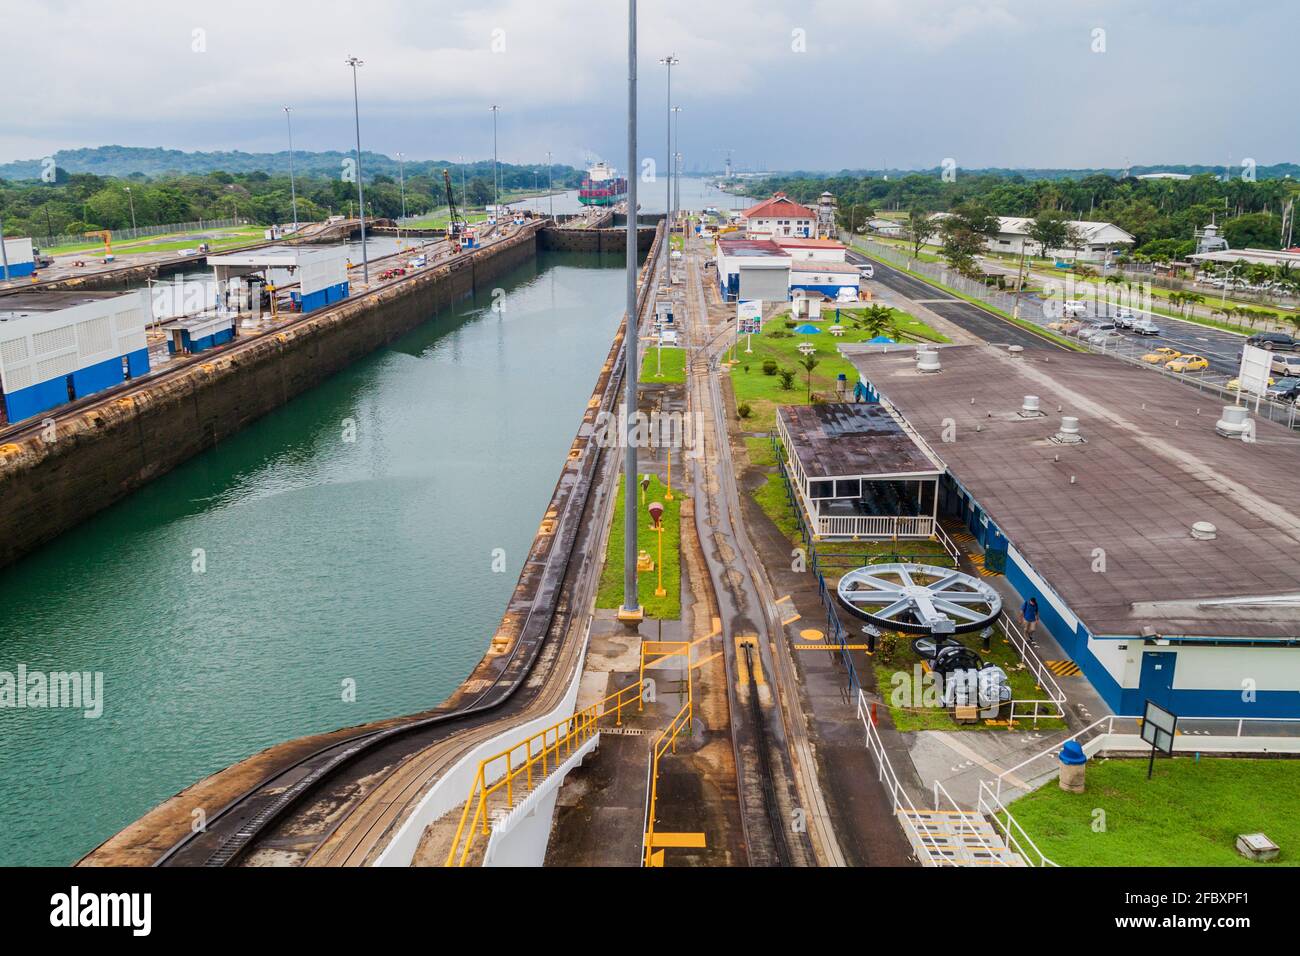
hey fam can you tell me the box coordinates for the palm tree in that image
[799,355,820,402]
[857,304,897,339]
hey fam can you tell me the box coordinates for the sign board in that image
[1237,344,1273,398]
[1140,699,1177,755]
[737,299,762,335]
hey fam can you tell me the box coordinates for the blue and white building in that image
[842,345,1300,720]
[0,290,150,423]
[788,260,861,299]
[207,245,350,315]
[1,237,37,279]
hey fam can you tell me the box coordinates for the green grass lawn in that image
[751,471,802,543]
[743,436,776,468]
[872,623,1066,732]
[1009,757,1300,866]
[596,475,682,619]
[47,225,264,256]
[728,307,946,431]
[640,345,686,384]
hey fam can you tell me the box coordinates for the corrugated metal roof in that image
[778,403,943,480]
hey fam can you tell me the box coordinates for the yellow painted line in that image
[648,832,707,849]
[780,613,802,626]
[795,644,870,651]
[774,594,792,605]
[735,636,765,686]
[691,650,722,670]
[647,848,665,867]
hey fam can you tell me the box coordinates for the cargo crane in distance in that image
[443,169,469,253]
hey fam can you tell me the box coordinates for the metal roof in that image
[848,345,1300,640]
[778,403,944,481]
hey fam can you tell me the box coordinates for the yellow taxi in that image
[1166,354,1209,373]
[1141,347,1181,364]
[1226,376,1273,390]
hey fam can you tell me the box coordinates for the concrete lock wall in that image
[538,226,656,255]
[0,227,541,570]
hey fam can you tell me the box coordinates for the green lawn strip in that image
[640,345,686,383]
[1008,757,1300,866]
[729,307,945,430]
[872,623,1066,732]
[852,242,1084,351]
[743,436,776,468]
[595,475,682,619]
[751,471,801,544]
[47,226,263,257]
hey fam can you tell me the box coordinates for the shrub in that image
[784,320,797,329]
[778,369,796,390]
[762,359,779,376]
[877,632,899,664]
[768,330,792,339]
[737,403,752,419]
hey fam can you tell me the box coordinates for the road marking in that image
[648,832,707,849]
[799,628,825,642]
[735,635,765,686]
[781,613,802,626]
[795,644,870,651]
[1045,660,1082,677]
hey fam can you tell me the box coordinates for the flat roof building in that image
[0,289,150,423]
[846,344,1300,718]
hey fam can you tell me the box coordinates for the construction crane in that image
[84,230,114,262]
[443,169,467,252]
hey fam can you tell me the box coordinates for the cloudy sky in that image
[2,0,1291,172]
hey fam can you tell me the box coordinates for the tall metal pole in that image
[396,151,406,242]
[658,54,678,283]
[489,106,501,219]
[125,187,137,231]
[346,55,369,284]
[284,106,299,233]
[546,150,554,220]
[622,0,641,619]
[672,105,682,222]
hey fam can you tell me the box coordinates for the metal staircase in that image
[897,808,1027,866]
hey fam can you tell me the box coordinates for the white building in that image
[739,193,817,239]
[865,217,904,238]
[714,238,791,302]
[772,237,848,263]
[930,213,1135,262]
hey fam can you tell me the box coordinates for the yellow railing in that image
[444,679,645,867]
[639,641,694,867]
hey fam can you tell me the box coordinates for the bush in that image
[743,364,751,374]
[877,632,899,664]
[768,330,792,339]
[737,403,752,419]
[784,320,797,330]
[778,369,796,390]
[762,359,779,376]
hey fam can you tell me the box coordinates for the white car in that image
[1062,300,1090,318]
[1131,317,1160,335]
[1114,309,1136,328]
[857,263,875,279]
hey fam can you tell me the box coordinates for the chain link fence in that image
[852,236,1300,432]
[39,217,249,250]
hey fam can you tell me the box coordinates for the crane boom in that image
[442,169,465,242]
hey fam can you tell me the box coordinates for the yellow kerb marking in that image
[799,629,824,642]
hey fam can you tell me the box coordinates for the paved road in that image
[848,250,1060,351]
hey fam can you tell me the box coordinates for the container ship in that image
[578,162,628,206]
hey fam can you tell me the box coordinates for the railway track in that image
[143,222,665,868]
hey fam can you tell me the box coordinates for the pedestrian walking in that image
[1021,597,1039,640]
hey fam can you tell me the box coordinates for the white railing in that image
[932,522,961,564]
[816,513,935,539]
[998,612,1067,724]
[976,780,1057,867]
[854,690,950,866]
[931,777,1012,866]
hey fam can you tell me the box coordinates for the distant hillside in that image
[0,145,580,183]
[772,163,1300,182]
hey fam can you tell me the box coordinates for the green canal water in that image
[0,249,627,865]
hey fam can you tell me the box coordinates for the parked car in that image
[1114,309,1137,329]
[1061,300,1090,318]
[1091,330,1124,347]
[1079,321,1118,341]
[1247,332,1296,352]
[1167,354,1209,373]
[857,263,875,279]
[1270,354,1300,376]
[1226,376,1274,391]
[1266,377,1300,402]
[1130,317,1161,335]
[1142,346,1181,364]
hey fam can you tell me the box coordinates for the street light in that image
[345,55,369,284]
[124,186,137,231]
[396,151,406,245]
[671,106,682,219]
[488,105,501,220]
[658,54,678,283]
[621,0,641,623]
[545,150,554,220]
[283,106,299,233]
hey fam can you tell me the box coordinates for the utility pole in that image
[672,105,682,221]
[546,150,554,219]
[621,0,642,622]
[489,105,501,219]
[345,55,369,284]
[283,106,299,232]
[125,187,137,231]
[396,151,406,242]
[658,54,678,283]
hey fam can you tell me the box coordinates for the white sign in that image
[737,299,762,335]
[1237,344,1272,398]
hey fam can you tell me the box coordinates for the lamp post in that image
[546,150,554,220]
[621,0,642,623]
[283,106,299,233]
[124,187,137,231]
[489,105,501,220]
[649,500,666,598]
[345,55,369,284]
[396,151,406,245]
[658,54,678,283]
[671,106,682,220]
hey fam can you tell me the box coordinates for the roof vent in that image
[1019,395,1044,418]
[1051,416,1084,444]
[916,348,941,373]
[1215,404,1252,440]
[1190,521,1218,541]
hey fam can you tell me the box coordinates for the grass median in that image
[596,474,682,619]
